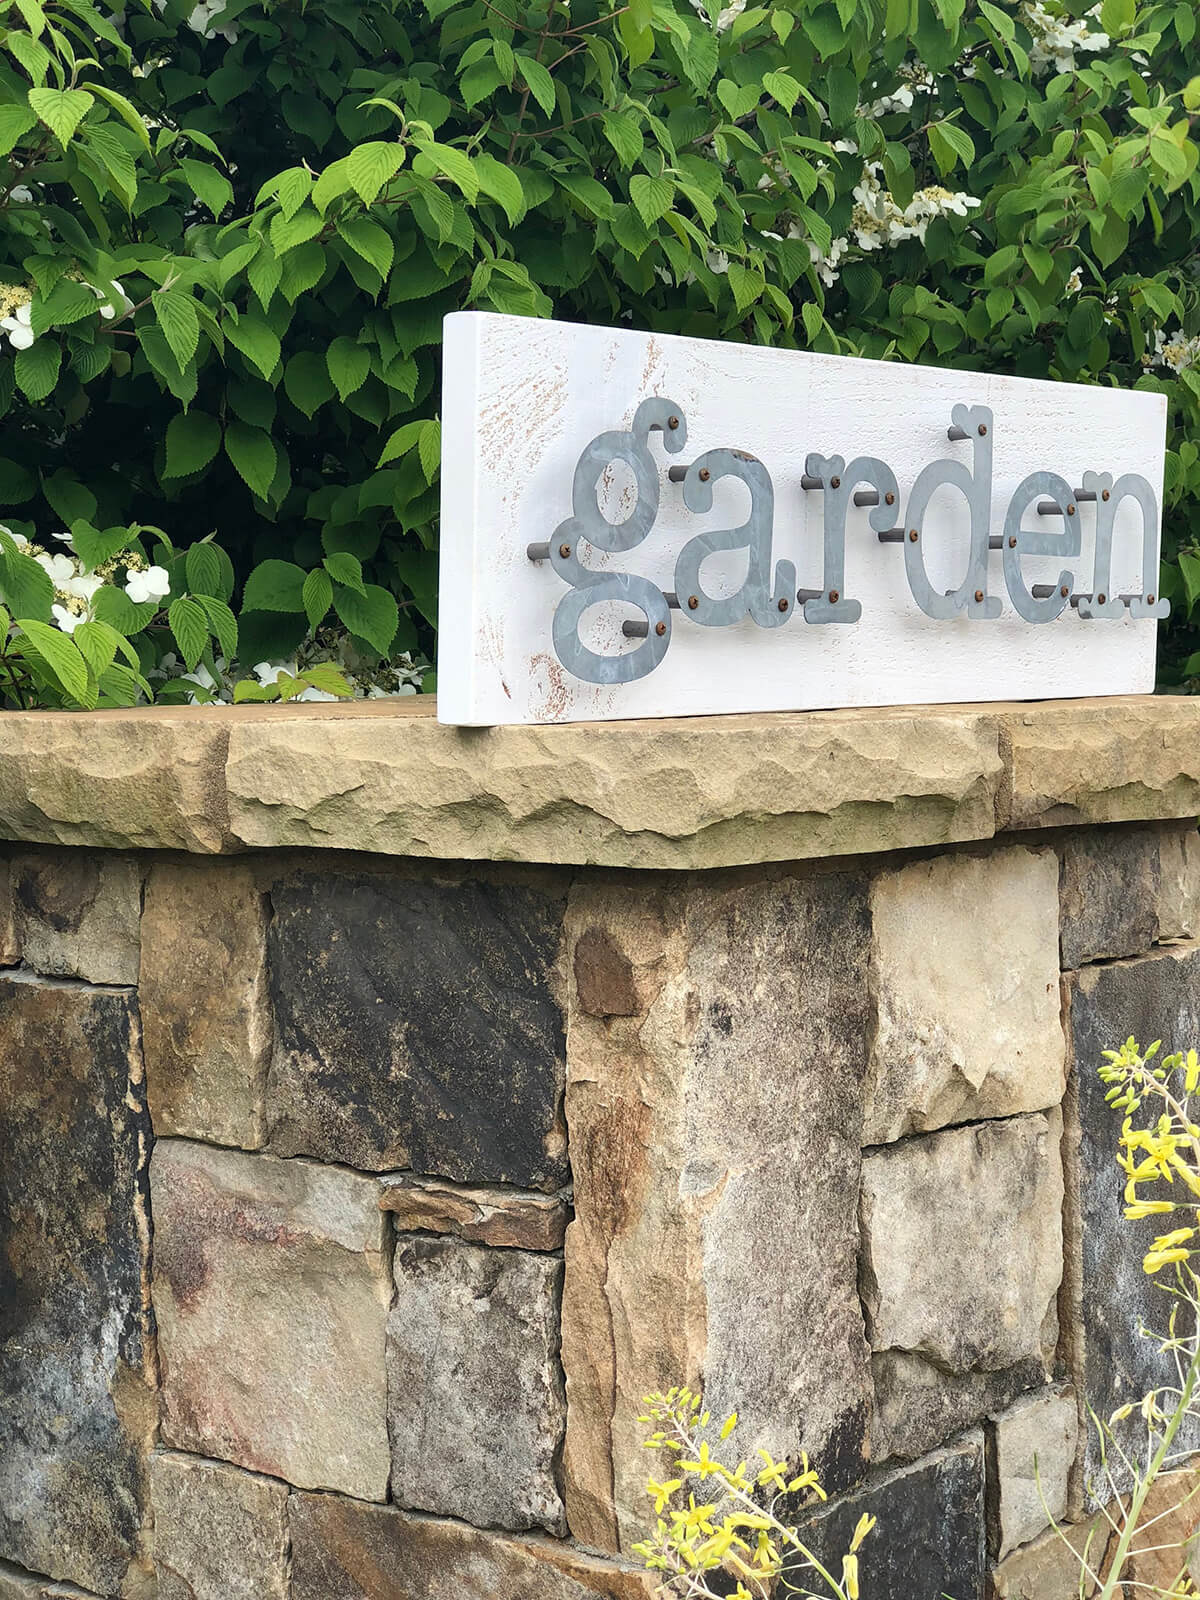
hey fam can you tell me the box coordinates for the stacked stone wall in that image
[2,811,1200,1599]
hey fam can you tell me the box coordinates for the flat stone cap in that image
[0,695,1196,869]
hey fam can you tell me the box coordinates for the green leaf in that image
[85,82,151,150]
[302,566,333,629]
[178,157,233,219]
[27,86,93,147]
[164,412,221,478]
[327,336,370,401]
[336,216,394,281]
[168,595,208,671]
[43,472,96,525]
[630,173,674,227]
[474,154,525,224]
[0,103,37,156]
[0,548,53,621]
[1100,0,1135,33]
[271,204,324,255]
[14,338,61,401]
[242,558,308,613]
[30,277,98,336]
[71,620,119,680]
[602,111,644,168]
[332,581,399,655]
[346,141,406,205]
[224,421,278,501]
[0,457,36,503]
[323,550,366,595]
[762,70,800,112]
[377,419,425,466]
[285,350,335,418]
[154,289,200,373]
[516,54,556,117]
[224,314,281,381]
[1179,550,1200,609]
[185,540,225,596]
[298,662,353,698]
[928,118,975,175]
[16,618,90,704]
[195,591,237,658]
[248,242,283,310]
[91,585,157,635]
[418,419,441,483]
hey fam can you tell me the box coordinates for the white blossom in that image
[51,603,85,633]
[1020,1,1109,75]
[1148,327,1200,374]
[1,303,35,351]
[125,564,170,604]
[1065,267,1083,294]
[9,185,32,203]
[186,0,238,42]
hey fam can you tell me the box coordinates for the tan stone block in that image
[379,1175,568,1250]
[562,874,873,1552]
[0,859,17,965]
[151,1139,391,1501]
[0,1563,105,1598]
[149,1452,287,1600]
[140,861,271,1148]
[13,850,140,983]
[988,1387,1077,1559]
[865,845,1065,1143]
[1158,822,1200,941]
[225,703,1003,869]
[288,1493,658,1600]
[1001,697,1200,833]
[861,1112,1064,1376]
[0,708,230,853]
[989,1519,1101,1598]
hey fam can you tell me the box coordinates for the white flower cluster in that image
[851,163,981,249]
[0,526,169,634]
[161,632,425,706]
[1147,327,1200,374]
[1020,1,1109,74]
[187,0,238,42]
[858,62,935,119]
[0,279,132,352]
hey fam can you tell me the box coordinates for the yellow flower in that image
[1125,1199,1177,1219]
[842,1552,861,1599]
[755,1448,789,1493]
[679,1442,722,1480]
[849,1513,876,1552]
[646,1477,682,1513]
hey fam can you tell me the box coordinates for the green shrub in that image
[0,0,1196,705]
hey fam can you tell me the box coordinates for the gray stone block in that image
[872,1349,1047,1464]
[987,1387,1077,1559]
[798,1436,986,1600]
[388,1236,566,1534]
[12,850,140,984]
[0,975,154,1595]
[1058,826,1160,970]
[266,871,567,1187]
[861,1112,1064,1376]
[1067,947,1200,1500]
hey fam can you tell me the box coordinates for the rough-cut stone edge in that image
[0,695,1194,867]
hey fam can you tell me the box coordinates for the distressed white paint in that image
[438,311,1168,727]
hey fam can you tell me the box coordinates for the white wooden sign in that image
[437,311,1168,727]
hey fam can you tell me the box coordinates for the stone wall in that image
[3,703,1200,1599]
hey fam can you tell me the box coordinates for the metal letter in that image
[673,450,794,628]
[903,404,1001,620]
[1002,471,1081,623]
[549,398,686,685]
[1078,470,1169,621]
[802,453,900,624]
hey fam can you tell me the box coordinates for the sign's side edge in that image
[436,314,488,724]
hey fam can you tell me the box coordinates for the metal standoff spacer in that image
[947,425,969,441]
[1032,584,1082,602]
[876,529,906,543]
[796,588,824,602]
[527,541,551,562]
[800,474,824,490]
[988,535,1003,549]
[1037,490,1094,515]
[669,464,711,482]
[854,489,880,507]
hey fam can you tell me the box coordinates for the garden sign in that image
[437,312,1168,727]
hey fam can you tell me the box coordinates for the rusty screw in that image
[559,543,571,559]
[1148,594,1156,605]
[1008,536,1018,549]
[1098,593,1107,604]
[778,596,789,612]
[699,468,711,482]
[978,424,987,436]
[885,491,895,506]
[1102,488,1111,501]
[688,595,699,610]
[909,529,919,542]
[830,475,841,489]
[974,589,984,603]
[1060,585,1069,598]
[1067,503,1077,516]
[668,416,679,431]
[829,589,840,603]
[655,620,667,636]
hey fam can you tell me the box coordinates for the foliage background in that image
[0,0,1197,702]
